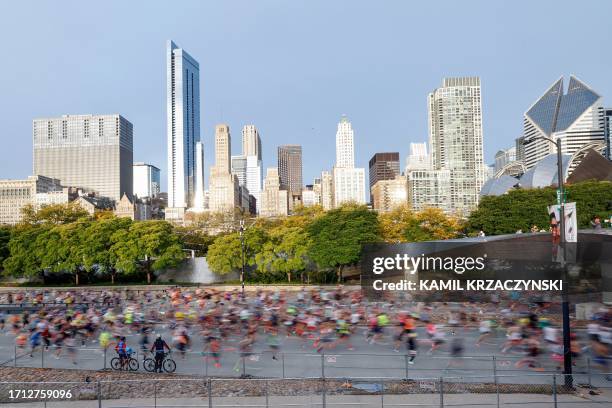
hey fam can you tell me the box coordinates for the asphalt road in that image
[1,325,609,387]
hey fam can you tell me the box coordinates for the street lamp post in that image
[524,137,572,383]
[239,220,246,297]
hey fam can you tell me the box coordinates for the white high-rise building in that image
[242,125,262,161]
[320,171,333,210]
[428,77,485,214]
[332,116,366,206]
[133,162,161,199]
[405,142,430,172]
[335,115,355,168]
[494,147,517,173]
[522,76,606,169]
[231,155,247,186]
[166,40,200,213]
[246,155,263,213]
[192,141,205,211]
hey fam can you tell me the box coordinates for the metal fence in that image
[0,374,611,407]
[3,344,609,381]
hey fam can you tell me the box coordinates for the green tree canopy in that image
[0,226,11,268]
[307,203,380,281]
[110,220,184,283]
[207,226,268,275]
[466,181,612,235]
[255,225,312,282]
[2,225,49,278]
[20,202,91,225]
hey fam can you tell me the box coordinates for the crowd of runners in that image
[0,287,610,374]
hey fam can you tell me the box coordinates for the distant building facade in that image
[494,147,517,173]
[209,124,239,213]
[33,114,133,203]
[278,145,303,209]
[260,168,288,218]
[133,162,160,199]
[369,152,400,203]
[0,176,63,225]
[114,193,151,220]
[371,176,408,213]
[407,169,451,212]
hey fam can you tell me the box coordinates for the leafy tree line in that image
[1,204,184,284]
[466,181,612,235]
[206,203,462,282]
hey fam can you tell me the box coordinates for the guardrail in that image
[0,374,611,407]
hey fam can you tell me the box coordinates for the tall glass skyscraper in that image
[166,40,200,211]
[522,76,605,169]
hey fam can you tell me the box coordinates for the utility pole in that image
[525,137,572,385]
[239,219,245,297]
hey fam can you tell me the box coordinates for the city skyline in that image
[1,1,612,193]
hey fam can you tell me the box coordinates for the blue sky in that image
[1,0,611,190]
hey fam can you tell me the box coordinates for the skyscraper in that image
[239,125,263,214]
[522,76,606,169]
[277,145,303,203]
[192,141,205,211]
[428,77,485,214]
[336,115,355,168]
[166,40,200,212]
[494,147,517,173]
[213,124,231,174]
[332,116,366,206]
[405,143,430,172]
[133,162,161,199]
[260,168,288,217]
[209,124,239,212]
[231,155,247,186]
[242,125,262,161]
[33,114,133,203]
[368,152,400,203]
[320,171,333,211]
[605,108,612,160]
[371,176,408,213]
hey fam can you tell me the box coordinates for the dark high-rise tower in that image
[368,152,400,203]
[277,145,303,201]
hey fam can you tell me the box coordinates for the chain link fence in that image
[1,344,605,379]
[1,374,611,407]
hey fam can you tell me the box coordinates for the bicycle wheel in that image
[143,358,156,372]
[110,357,121,370]
[128,358,139,371]
[163,358,176,373]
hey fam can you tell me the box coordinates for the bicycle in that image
[143,351,176,373]
[110,350,139,371]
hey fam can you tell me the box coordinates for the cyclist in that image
[150,333,171,373]
[115,336,128,369]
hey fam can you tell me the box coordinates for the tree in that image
[307,204,380,282]
[404,208,463,242]
[81,217,132,284]
[174,226,216,257]
[0,226,11,268]
[2,225,49,278]
[466,181,612,235]
[38,220,91,284]
[379,204,416,243]
[110,221,184,284]
[207,226,268,275]
[20,202,90,225]
[255,225,311,282]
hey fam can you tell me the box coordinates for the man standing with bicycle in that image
[150,333,171,373]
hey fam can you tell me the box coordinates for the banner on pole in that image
[547,202,578,243]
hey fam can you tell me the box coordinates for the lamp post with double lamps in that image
[523,136,572,385]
